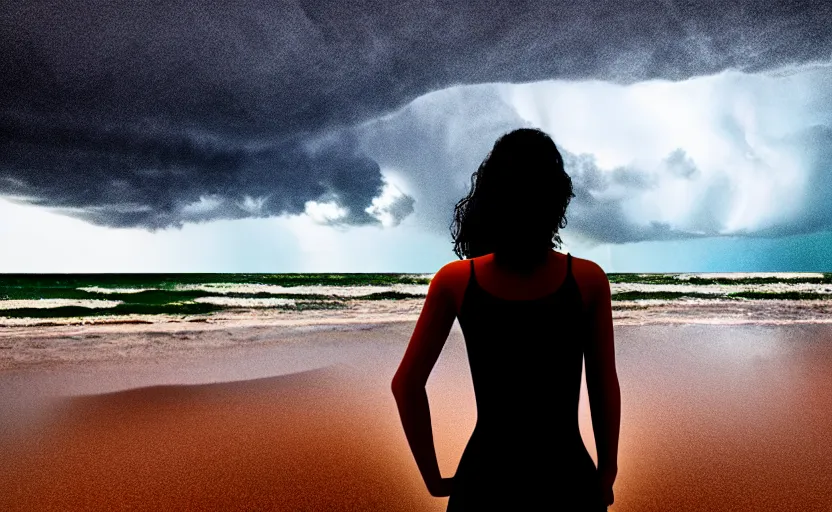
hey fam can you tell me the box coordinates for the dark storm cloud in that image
[1,0,831,228]
[0,116,384,228]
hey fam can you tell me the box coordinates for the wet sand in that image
[1,322,832,511]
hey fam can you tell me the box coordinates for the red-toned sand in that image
[0,368,437,511]
[1,322,832,511]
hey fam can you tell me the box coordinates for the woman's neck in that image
[491,248,553,276]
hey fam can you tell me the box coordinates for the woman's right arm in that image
[584,262,621,506]
[391,263,458,498]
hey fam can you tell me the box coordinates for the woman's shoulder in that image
[429,259,471,292]
[428,259,472,315]
[431,258,470,279]
[569,255,611,311]
[570,254,608,281]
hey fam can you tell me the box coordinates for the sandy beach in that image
[2,311,832,511]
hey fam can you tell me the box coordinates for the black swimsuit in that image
[448,253,606,511]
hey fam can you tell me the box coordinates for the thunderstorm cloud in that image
[2,0,832,245]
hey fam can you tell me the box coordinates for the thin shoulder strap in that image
[469,258,477,285]
[565,252,576,286]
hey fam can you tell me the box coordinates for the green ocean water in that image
[1,273,832,320]
[0,274,430,319]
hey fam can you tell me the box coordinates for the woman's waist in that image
[469,416,583,443]
[460,425,594,471]
[473,398,581,421]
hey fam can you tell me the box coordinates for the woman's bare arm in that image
[584,262,621,505]
[391,264,458,497]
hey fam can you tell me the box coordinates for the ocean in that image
[1,272,831,324]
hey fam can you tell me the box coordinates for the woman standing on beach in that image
[392,128,621,510]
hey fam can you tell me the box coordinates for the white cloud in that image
[181,195,224,215]
[504,71,816,236]
[364,172,415,228]
[303,200,349,224]
[360,62,832,246]
[237,195,270,215]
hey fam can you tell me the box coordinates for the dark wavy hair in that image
[450,128,574,270]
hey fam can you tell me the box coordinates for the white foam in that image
[78,287,155,294]
[193,297,297,307]
[0,299,123,310]
[174,283,430,297]
[612,283,832,294]
[674,272,825,280]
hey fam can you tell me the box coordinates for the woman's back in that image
[447,251,606,510]
[392,129,618,511]
[459,251,584,422]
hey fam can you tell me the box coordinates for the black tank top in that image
[449,252,605,510]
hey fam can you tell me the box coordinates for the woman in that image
[391,128,620,510]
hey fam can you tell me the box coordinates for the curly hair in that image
[450,128,574,268]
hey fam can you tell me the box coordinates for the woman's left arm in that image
[391,264,458,498]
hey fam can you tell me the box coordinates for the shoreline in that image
[1,298,831,373]
[2,296,832,328]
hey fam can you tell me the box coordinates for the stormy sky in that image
[2,0,832,271]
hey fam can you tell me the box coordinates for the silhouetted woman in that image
[392,128,621,510]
